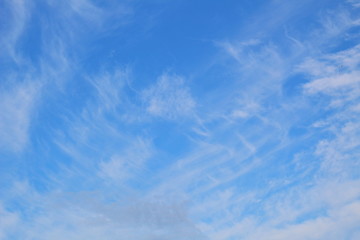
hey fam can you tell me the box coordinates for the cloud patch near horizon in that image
[0,186,208,240]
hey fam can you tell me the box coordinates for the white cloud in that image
[68,0,104,20]
[0,0,128,154]
[0,203,19,239]
[348,0,360,7]
[297,58,338,78]
[1,2,359,240]
[204,178,360,240]
[1,189,208,240]
[194,9,360,239]
[326,44,360,69]
[304,71,360,94]
[299,44,360,78]
[315,121,360,176]
[350,102,360,112]
[231,109,249,119]
[217,39,261,63]
[99,138,153,182]
[221,41,286,81]
[301,44,360,108]
[229,98,261,120]
[0,80,40,152]
[89,70,127,113]
[249,201,360,240]
[0,0,30,62]
[53,69,129,156]
[142,74,196,119]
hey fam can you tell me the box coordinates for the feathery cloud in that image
[142,74,196,120]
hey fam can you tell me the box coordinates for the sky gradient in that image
[1,0,360,239]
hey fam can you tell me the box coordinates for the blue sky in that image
[1,0,360,239]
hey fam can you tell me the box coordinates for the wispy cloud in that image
[304,71,360,94]
[300,44,360,109]
[185,2,360,239]
[142,74,196,120]
[0,79,41,152]
[0,202,19,239]
[2,184,207,240]
[348,0,360,8]
[0,0,30,62]
[98,138,153,182]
